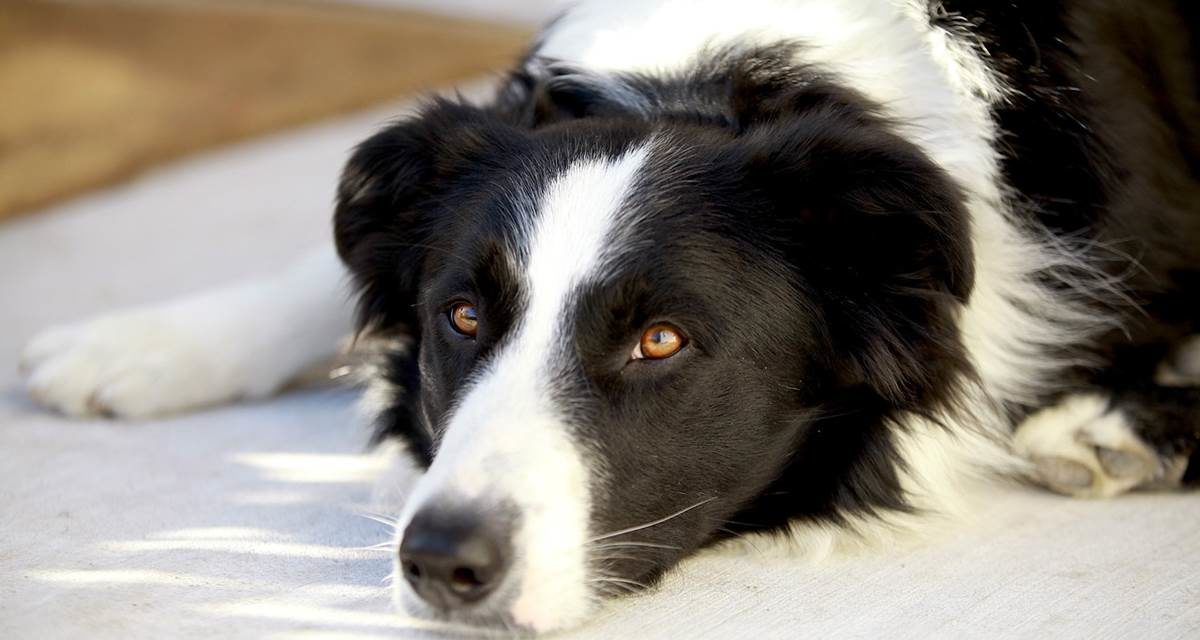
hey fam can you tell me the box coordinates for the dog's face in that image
[335,82,972,632]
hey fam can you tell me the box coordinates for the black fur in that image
[937,2,1200,358]
[938,1,1200,456]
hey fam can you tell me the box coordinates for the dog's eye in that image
[632,323,686,360]
[448,303,479,337]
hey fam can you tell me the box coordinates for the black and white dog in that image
[19,0,1200,633]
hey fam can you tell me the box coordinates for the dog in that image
[19,0,1200,633]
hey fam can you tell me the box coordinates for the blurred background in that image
[0,0,568,221]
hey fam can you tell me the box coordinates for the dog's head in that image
[334,61,973,632]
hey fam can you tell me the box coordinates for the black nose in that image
[399,506,511,610]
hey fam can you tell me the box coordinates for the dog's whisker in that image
[589,576,648,588]
[588,497,716,542]
[591,554,656,564]
[350,540,397,553]
[363,541,396,549]
[592,541,682,551]
[589,576,647,596]
[357,508,399,521]
[354,511,400,528]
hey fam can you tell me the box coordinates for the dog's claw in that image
[1033,456,1095,493]
[1094,446,1155,481]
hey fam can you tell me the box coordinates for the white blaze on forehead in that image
[518,145,652,367]
[394,146,651,633]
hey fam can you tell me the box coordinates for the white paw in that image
[1013,394,1185,498]
[19,308,251,419]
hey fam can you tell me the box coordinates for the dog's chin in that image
[390,567,598,636]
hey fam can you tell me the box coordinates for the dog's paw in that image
[1013,394,1187,498]
[19,308,246,419]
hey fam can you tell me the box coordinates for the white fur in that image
[20,247,353,418]
[392,147,650,632]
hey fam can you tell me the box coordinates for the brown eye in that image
[634,323,686,360]
[449,303,479,337]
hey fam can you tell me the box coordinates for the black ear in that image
[494,61,653,127]
[739,117,975,410]
[536,63,652,122]
[334,100,497,332]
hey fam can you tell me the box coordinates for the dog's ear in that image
[334,100,499,332]
[495,62,653,126]
[736,117,975,410]
[536,65,651,123]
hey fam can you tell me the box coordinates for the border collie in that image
[19,0,1200,633]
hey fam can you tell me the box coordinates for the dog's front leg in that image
[19,246,353,419]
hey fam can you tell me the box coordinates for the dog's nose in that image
[399,506,510,609]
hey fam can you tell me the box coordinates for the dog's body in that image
[20,0,1200,633]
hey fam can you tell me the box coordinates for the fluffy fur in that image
[20,0,1200,634]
